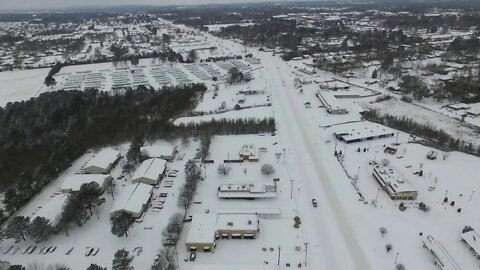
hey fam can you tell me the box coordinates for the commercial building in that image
[461,229,480,259]
[421,234,461,270]
[334,121,395,144]
[61,174,113,193]
[239,144,258,161]
[141,144,177,161]
[110,183,153,218]
[372,166,418,200]
[316,91,349,114]
[217,182,278,199]
[186,213,259,252]
[84,148,121,174]
[131,158,167,185]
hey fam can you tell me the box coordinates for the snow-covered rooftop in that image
[461,229,480,257]
[186,214,217,244]
[60,174,111,192]
[110,183,152,215]
[131,158,166,182]
[31,194,69,227]
[334,121,395,143]
[141,143,176,159]
[218,182,278,199]
[421,234,461,270]
[216,213,258,232]
[85,148,120,170]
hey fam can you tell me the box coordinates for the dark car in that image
[189,252,196,261]
[312,199,318,207]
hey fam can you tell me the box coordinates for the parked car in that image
[189,252,197,261]
[312,199,318,207]
[85,248,94,256]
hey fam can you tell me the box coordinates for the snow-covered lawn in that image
[0,68,50,106]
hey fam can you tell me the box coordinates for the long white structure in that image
[217,182,278,199]
[84,148,120,174]
[334,121,395,144]
[61,174,112,193]
[131,158,166,185]
[461,229,480,259]
[421,234,461,270]
[110,183,153,218]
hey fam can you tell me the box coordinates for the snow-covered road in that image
[264,55,372,270]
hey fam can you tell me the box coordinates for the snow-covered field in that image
[0,68,50,106]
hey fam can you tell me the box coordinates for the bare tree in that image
[217,164,232,176]
[379,227,388,237]
[442,151,451,160]
[261,164,275,175]
[381,158,390,167]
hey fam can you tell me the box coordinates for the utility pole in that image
[395,132,400,144]
[283,148,286,164]
[470,190,475,202]
[304,242,309,267]
[290,179,294,199]
[277,246,281,265]
[395,252,399,264]
[375,188,381,203]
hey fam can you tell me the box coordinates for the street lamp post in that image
[395,252,399,264]
[290,179,294,199]
[375,188,381,204]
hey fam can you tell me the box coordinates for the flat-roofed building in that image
[334,121,395,144]
[61,174,113,193]
[110,183,153,218]
[421,234,461,270]
[373,166,417,200]
[461,229,480,259]
[186,213,260,252]
[217,182,278,199]
[239,144,258,161]
[84,148,121,174]
[131,158,166,185]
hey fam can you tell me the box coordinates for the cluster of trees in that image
[398,75,429,101]
[175,118,276,137]
[2,216,53,243]
[227,67,247,84]
[433,76,480,103]
[0,84,207,224]
[161,213,183,245]
[110,212,135,238]
[177,159,202,211]
[44,62,64,88]
[363,109,480,157]
[122,136,147,175]
[59,182,103,233]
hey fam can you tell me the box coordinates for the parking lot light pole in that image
[290,179,294,199]
[375,188,381,203]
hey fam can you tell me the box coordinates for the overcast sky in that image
[0,0,292,11]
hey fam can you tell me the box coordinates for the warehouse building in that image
[131,158,167,185]
[110,183,153,218]
[373,166,418,200]
[61,174,113,193]
[186,213,259,252]
[217,182,278,199]
[421,234,461,270]
[84,148,121,174]
[461,229,480,259]
[334,122,395,144]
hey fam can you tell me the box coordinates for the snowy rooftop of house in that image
[131,158,166,181]
[421,234,461,270]
[334,122,395,142]
[140,143,175,159]
[461,229,480,256]
[31,194,69,227]
[192,265,276,270]
[239,144,256,156]
[216,213,258,231]
[218,182,278,198]
[61,174,111,192]
[373,166,415,193]
[85,148,120,170]
[111,183,152,215]
[186,214,217,244]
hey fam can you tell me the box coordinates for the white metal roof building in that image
[217,182,278,199]
[186,213,259,252]
[84,148,121,174]
[31,194,69,228]
[421,234,461,270]
[110,183,153,218]
[61,174,112,193]
[334,121,395,144]
[461,229,480,259]
[131,158,167,185]
[140,144,177,160]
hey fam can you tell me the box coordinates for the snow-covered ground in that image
[0,68,50,106]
